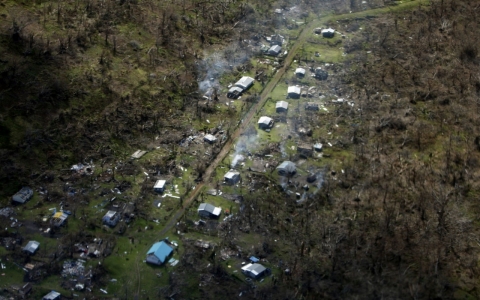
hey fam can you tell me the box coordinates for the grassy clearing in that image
[0,258,25,288]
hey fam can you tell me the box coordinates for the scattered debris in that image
[131,150,147,159]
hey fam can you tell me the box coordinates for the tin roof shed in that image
[276,101,289,112]
[23,241,40,254]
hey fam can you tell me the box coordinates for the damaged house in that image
[277,161,296,176]
[297,143,313,157]
[204,134,217,144]
[305,102,319,111]
[224,170,241,185]
[258,116,274,130]
[270,34,285,46]
[315,67,328,80]
[12,187,33,204]
[102,210,120,227]
[51,211,68,227]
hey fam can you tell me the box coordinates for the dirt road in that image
[154,20,321,240]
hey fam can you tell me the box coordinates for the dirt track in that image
[154,20,319,240]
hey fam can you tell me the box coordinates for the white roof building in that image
[321,28,335,38]
[288,86,301,98]
[154,180,166,192]
[276,101,289,112]
[295,68,306,76]
[258,116,274,129]
[198,203,222,218]
[241,263,267,279]
[224,170,241,184]
[204,134,217,143]
[234,76,254,90]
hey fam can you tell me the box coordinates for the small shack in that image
[314,143,323,152]
[42,291,61,300]
[287,86,301,99]
[23,241,40,255]
[241,263,267,279]
[297,143,313,157]
[315,67,328,80]
[268,45,282,56]
[227,86,243,99]
[204,134,217,144]
[102,211,120,227]
[198,203,222,218]
[12,187,33,204]
[321,28,335,38]
[305,102,319,111]
[276,101,289,113]
[258,116,274,130]
[154,180,166,193]
[146,240,173,265]
[51,212,68,227]
[224,170,241,185]
[277,161,296,176]
[270,34,285,46]
[295,68,306,77]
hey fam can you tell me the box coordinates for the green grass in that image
[0,257,25,288]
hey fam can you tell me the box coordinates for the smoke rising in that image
[197,44,252,95]
[231,134,259,168]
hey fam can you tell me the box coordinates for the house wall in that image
[225,175,240,184]
[146,254,161,265]
[288,92,300,99]
[199,211,211,218]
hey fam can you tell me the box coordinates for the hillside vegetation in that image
[2,0,480,299]
[170,1,480,299]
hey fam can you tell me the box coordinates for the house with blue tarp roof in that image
[146,240,173,265]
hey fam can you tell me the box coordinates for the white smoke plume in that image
[231,134,259,168]
[197,44,252,95]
